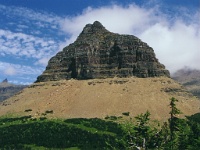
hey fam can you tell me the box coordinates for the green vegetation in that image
[0,97,200,149]
[0,117,126,149]
[124,97,200,149]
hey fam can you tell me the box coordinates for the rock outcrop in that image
[36,21,170,82]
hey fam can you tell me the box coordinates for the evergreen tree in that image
[168,97,182,149]
[177,119,191,149]
[187,113,200,149]
[158,122,170,149]
[133,111,152,149]
[124,97,200,150]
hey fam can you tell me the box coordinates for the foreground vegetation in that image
[0,117,126,149]
[0,97,200,149]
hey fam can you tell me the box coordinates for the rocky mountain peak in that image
[36,21,170,82]
[81,21,108,34]
[1,78,8,83]
[78,21,109,39]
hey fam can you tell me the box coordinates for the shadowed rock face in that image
[36,21,170,82]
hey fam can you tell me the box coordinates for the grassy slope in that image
[0,77,199,122]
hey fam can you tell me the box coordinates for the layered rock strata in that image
[36,21,170,82]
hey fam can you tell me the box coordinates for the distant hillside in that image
[0,79,28,102]
[172,68,200,99]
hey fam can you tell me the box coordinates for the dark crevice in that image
[67,58,77,78]
[109,43,123,69]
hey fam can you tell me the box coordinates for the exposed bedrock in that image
[36,21,170,82]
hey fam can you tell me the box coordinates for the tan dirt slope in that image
[0,77,199,121]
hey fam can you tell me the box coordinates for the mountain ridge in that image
[172,68,200,99]
[0,79,27,102]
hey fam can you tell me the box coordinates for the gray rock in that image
[36,21,170,82]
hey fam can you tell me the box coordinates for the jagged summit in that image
[81,21,108,34]
[2,78,8,83]
[36,21,170,82]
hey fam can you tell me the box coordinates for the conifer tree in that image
[133,111,151,149]
[168,97,182,149]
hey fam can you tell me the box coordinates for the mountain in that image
[0,79,27,102]
[172,68,200,99]
[36,21,169,82]
[0,21,199,121]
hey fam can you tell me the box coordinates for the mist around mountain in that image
[0,79,27,102]
[172,68,200,99]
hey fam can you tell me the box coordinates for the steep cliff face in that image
[36,21,170,82]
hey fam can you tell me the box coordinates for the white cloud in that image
[140,20,200,73]
[59,4,200,73]
[0,29,61,62]
[0,61,43,76]
[0,4,67,84]
[35,57,51,66]
[4,66,16,75]
[0,4,61,30]
[60,4,159,43]
[0,4,67,69]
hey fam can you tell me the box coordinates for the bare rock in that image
[36,21,170,82]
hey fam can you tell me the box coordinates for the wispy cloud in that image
[0,4,66,84]
[0,3,67,68]
[0,29,60,65]
[0,4,61,31]
[0,61,43,75]
[3,65,16,76]
[0,61,43,84]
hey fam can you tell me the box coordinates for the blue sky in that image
[0,0,199,84]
